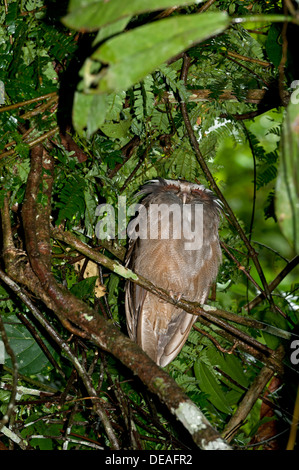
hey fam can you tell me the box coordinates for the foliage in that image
[0,0,298,452]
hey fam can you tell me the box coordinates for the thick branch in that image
[19,145,120,448]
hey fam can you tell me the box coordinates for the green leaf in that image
[84,185,98,237]
[63,0,198,31]
[4,317,54,375]
[194,360,232,414]
[205,348,250,389]
[56,177,86,224]
[276,99,299,252]
[70,276,98,300]
[265,24,282,68]
[107,273,120,303]
[87,93,107,135]
[114,264,138,280]
[73,92,107,136]
[92,12,229,93]
[258,309,289,350]
[72,92,92,135]
[93,16,132,45]
[100,119,132,139]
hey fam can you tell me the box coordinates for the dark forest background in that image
[0,0,298,451]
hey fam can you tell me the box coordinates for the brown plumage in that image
[125,178,222,367]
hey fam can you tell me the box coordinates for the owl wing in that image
[124,274,147,340]
[125,245,220,367]
[125,239,205,367]
[155,303,197,367]
[125,280,197,367]
[124,237,147,341]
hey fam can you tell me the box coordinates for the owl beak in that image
[182,192,188,204]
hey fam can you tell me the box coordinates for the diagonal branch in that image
[222,362,277,442]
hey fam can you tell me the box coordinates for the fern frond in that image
[159,63,190,102]
[162,143,198,181]
[151,106,171,134]
[105,91,127,121]
[56,177,86,224]
[256,163,277,189]
[143,74,155,116]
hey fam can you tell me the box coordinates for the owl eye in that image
[164,184,180,193]
[191,188,206,198]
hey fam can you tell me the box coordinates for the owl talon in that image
[169,290,183,304]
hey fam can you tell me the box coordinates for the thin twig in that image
[108,135,141,179]
[226,50,271,68]
[0,92,57,113]
[193,324,239,354]
[221,241,262,293]
[286,384,299,450]
[285,0,298,19]
[0,126,59,161]
[197,0,217,13]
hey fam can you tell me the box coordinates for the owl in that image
[125,178,222,367]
